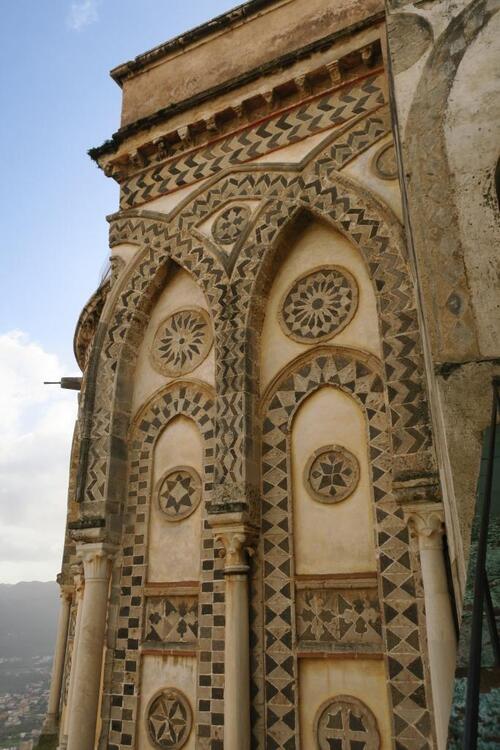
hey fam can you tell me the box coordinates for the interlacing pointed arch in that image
[76,162,437,534]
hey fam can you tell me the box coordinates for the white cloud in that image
[0,332,78,583]
[67,0,99,31]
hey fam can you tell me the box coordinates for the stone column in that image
[66,542,116,750]
[212,520,257,750]
[40,579,72,737]
[407,504,456,750]
[59,566,84,750]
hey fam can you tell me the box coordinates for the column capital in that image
[210,516,258,574]
[405,503,445,550]
[76,542,118,582]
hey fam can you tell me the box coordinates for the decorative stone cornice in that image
[91,40,382,178]
[210,515,258,574]
[405,503,445,551]
[76,542,118,582]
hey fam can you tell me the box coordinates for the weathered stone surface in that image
[46,2,500,748]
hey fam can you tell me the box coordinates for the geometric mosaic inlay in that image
[315,695,380,750]
[212,204,251,245]
[305,445,360,504]
[145,596,198,644]
[147,688,192,749]
[157,466,202,521]
[151,307,212,377]
[279,266,358,343]
[296,587,382,649]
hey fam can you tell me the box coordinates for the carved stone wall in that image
[64,32,444,750]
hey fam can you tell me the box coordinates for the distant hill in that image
[0,581,59,659]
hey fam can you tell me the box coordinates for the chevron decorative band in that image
[120,74,385,209]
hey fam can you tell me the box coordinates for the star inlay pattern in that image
[157,466,202,521]
[315,696,380,750]
[279,266,358,343]
[151,308,212,377]
[305,445,360,504]
[147,688,192,749]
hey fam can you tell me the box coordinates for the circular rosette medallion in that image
[279,266,358,343]
[315,695,380,750]
[147,687,192,749]
[305,445,360,504]
[151,307,213,377]
[157,466,202,521]
[212,204,251,245]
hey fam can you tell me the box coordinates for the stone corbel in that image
[325,60,341,86]
[129,148,148,169]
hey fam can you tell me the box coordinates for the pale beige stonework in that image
[66,544,116,750]
[299,657,393,748]
[132,267,214,416]
[148,415,203,583]
[407,505,457,750]
[211,519,257,750]
[43,0,499,747]
[291,385,377,575]
[261,220,382,391]
[138,655,197,750]
[42,585,72,735]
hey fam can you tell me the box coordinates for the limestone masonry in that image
[38,1,500,749]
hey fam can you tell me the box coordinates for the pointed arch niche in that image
[260,214,381,393]
[257,213,397,749]
[291,385,377,576]
[132,263,215,416]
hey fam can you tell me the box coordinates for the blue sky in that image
[1,0,237,366]
[0,0,238,583]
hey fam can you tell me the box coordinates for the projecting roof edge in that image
[89,10,385,163]
[109,0,285,86]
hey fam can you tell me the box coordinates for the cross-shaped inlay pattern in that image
[212,204,251,245]
[305,444,360,504]
[279,266,358,343]
[145,596,198,643]
[157,466,202,521]
[147,688,192,749]
[151,308,213,377]
[296,587,382,648]
[315,696,380,750]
